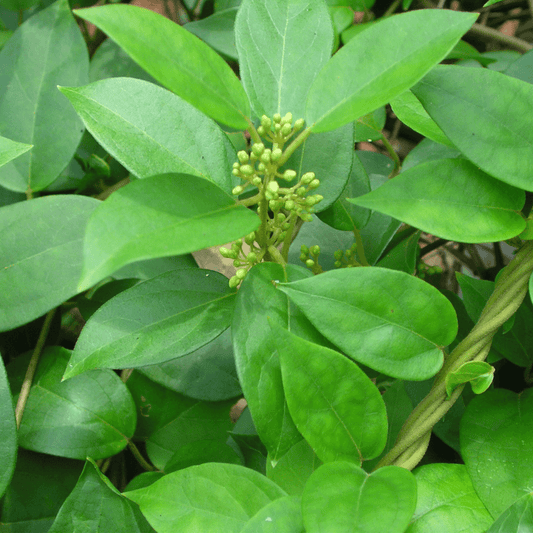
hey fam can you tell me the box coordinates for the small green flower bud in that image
[314,194,324,203]
[261,115,272,129]
[305,196,316,206]
[334,250,343,260]
[269,199,281,210]
[236,268,247,280]
[229,275,240,288]
[300,244,309,254]
[260,150,271,164]
[273,113,282,123]
[252,143,265,156]
[281,222,290,230]
[334,261,342,268]
[271,148,282,162]
[232,169,240,177]
[237,151,249,164]
[346,249,353,259]
[244,232,256,245]
[301,213,313,222]
[232,241,242,252]
[233,259,242,267]
[281,123,292,136]
[301,172,315,184]
[279,231,287,240]
[219,246,233,258]
[310,245,320,256]
[239,164,254,176]
[285,200,295,210]
[300,253,307,262]
[257,125,265,136]
[305,259,315,268]
[233,162,240,169]
[309,179,320,189]
[282,112,293,125]
[293,118,305,131]
[275,212,286,224]
[267,181,279,194]
[274,123,282,132]
[232,185,244,195]
[282,169,297,181]
[252,176,263,186]
[246,252,258,263]
[297,187,306,197]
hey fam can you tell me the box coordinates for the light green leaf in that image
[278,267,457,380]
[235,0,333,119]
[348,158,525,243]
[412,65,533,191]
[445,361,494,399]
[487,493,533,533]
[7,347,136,460]
[240,496,304,532]
[124,463,286,533]
[302,462,416,533]
[60,78,237,193]
[0,355,16,498]
[0,0,88,193]
[0,136,32,168]
[305,9,477,132]
[406,463,493,533]
[65,269,235,379]
[77,173,260,291]
[74,4,250,129]
[0,195,100,331]
[272,324,388,464]
[461,388,533,518]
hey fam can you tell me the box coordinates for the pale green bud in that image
[314,194,324,203]
[305,196,316,206]
[252,176,263,186]
[269,199,282,211]
[232,169,240,177]
[273,113,282,123]
[285,199,295,210]
[301,213,313,222]
[334,250,343,260]
[219,246,233,258]
[240,164,254,176]
[310,245,320,256]
[309,179,320,189]
[294,118,305,131]
[267,181,279,194]
[301,172,315,184]
[233,162,240,169]
[300,244,309,255]
[300,253,307,262]
[257,125,265,136]
[282,222,290,230]
[244,232,256,245]
[275,212,286,224]
[252,143,265,156]
[247,252,258,263]
[305,259,315,268]
[231,241,242,252]
[279,231,287,240]
[233,259,242,267]
[334,261,342,268]
[282,112,293,124]
[297,187,306,197]
[271,148,282,162]
[236,268,247,280]
[260,150,271,164]
[282,169,297,181]
[232,185,244,195]
[274,123,282,132]
[229,275,240,288]
[237,151,249,164]
[261,115,272,129]
[281,123,292,136]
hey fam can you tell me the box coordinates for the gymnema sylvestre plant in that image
[1,0,533,530]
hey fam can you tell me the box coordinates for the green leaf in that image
[390,90,454,147]
[348,158,525,243]
[0,195,100,331]
[412,65,533,191]
[487,493,533,533]
[0,136,32,168]
[301,462,417,533]
[445,361,494,399]
[402,138,462,172]
[235,0,333,119]
[0,355,16,498]
[74,4,250,129]
[49,458,152,533]
[406,464,493,533]
[278,267,457,380]
[271,324,388,464]
[240,496,304,532]
[59,78,237,193]
[0,0,88,193]
[461,388,533,518]
[377,229,421,274]
[124,463,286,533]
[305,10,477,132]
[7,347,136,460]
[354,107,386,142]
[77,173,260,291]
[64,269,235,379]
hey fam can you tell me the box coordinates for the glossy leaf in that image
[302,462,417,533]
[402,138,462,172]
[278,267,457,380]
[487,493,533,533]
[390,90,454,147]
[235,0,333,119]
[60,78,237,193]
[377,229,421,274]
[0,0,88,193]
[0,195,100,331]
[240,496,304,533]
[445,361,494,399]
[77,173,260,291]
[461,388,533,518]
[412,65,533,191]
[0,355,16,498]
[7,347,136,460]
[124,463,286,533]
[65,269,235,379]
[272,324,387,464]
[49,458,153,533]
[406,464,493,533]
[348,158,525,243]
[0,136,32,168]
[305,10,477,132]
[74,4,250,129]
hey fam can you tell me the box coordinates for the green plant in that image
[1,0,533,531]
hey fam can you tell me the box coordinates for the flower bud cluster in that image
[333,243,360,268]
[299,244,323,275]
[219,232,263,288]
[417,262,443,280]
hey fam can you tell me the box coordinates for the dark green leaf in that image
[0,136,32,168]
[0,355,16,498]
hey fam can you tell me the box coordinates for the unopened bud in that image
[229,276,240,288]
[294,118,305,131]
[260,150,271,164]
[247,252,258,263]
[252,176,263,186]
[300,245,309,255]
[267,181,279,194]
[271,148,282,162]
[285,200,295,210]
[236,268,247,280]
[282,112,293,124]
[239,164,254,176]
[237,151,249,164]
[273,113,282,123]
[244,232,256,245]
[310,245,320,256]
[282,170,297,181]
[261,115,272,129]
[281,123,292,136]
[301,172,315,184]
[252,143,265,156]
[232,186,244,195]
[305,259,315,268]
[309,179,320,189]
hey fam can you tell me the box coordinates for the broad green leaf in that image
[505,48,533,84]
[390,90,454,147]
[7,347,136,460]
[445,361,494,399]
[124,463,286,533]
[77,173,260,291]
[0,0,40,10]
[0,355,16,498]
[240,496,304,533]
[402,138,462,172]
[461,388,533,518]
[138,328,241,401]
[0,0,88,193]
[406,464,493,533]
[0,136,32,168]
[487,492,533,533]
[65,269,235,379]
[412,65,533,191]
[302,462,416,533]
[112,254,198,281]
[354,106,386,142]
[305,10,477,132]
[377,229,421,274]
[165,440,242,474]
[278,267,457,380]
[272,324,387,464]
[49,458,152,533]
[74,4,250,129]
[266,439,322,497]
[0,195,100,331]
[0,449,83,530]
[348,158,525,243]
[59,78,237,193]
[235,0,333,119]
